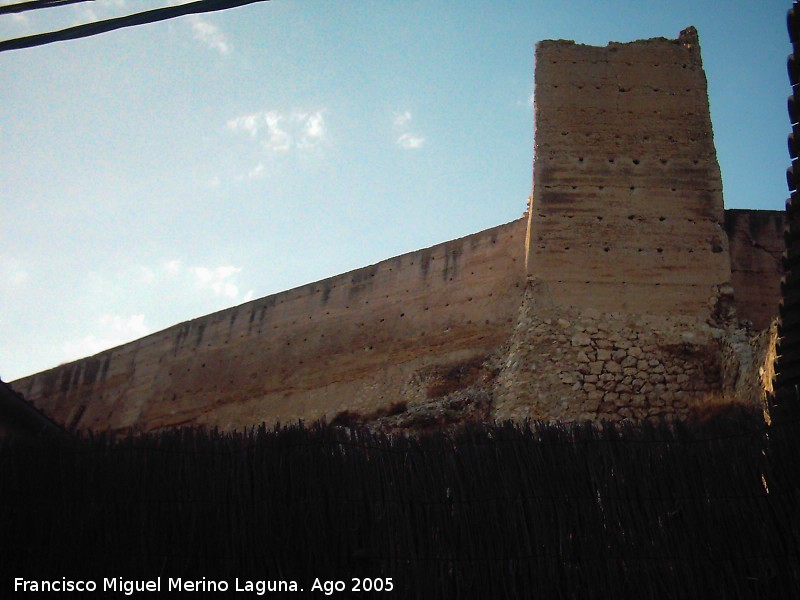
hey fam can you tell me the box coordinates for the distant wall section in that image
[13,219,527,432]
[724,209,785,330]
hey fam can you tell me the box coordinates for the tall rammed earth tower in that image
[526,27,731,316]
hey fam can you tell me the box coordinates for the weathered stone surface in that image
[526,27,731,317]
[605,361,623,374]
[571,333,592,347]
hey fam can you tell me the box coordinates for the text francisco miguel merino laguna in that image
[14,576,394,595]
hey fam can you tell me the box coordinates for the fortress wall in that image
[13,218,527,432]
[724,209,785,330]
[10,28,779,432]
[526,28,731,315]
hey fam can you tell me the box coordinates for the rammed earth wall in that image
[9,28,786,432]
[526,27,730,316]
[725,209,785,330]
[13,220,527,432]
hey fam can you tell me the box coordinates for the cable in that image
[0,0,269,52]
[0,0,94,15]
[0,1,95,17]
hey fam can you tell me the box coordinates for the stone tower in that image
[526,27,731,316]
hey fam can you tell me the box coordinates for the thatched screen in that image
[2,416,798,598]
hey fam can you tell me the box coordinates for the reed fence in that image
[2,415,798,598]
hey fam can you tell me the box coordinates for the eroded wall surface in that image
[526,27,730,316]
[13,220,527,432]
[724,209,785,330]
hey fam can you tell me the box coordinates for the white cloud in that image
[397,133,425,150]
[155,259,249,301]
[393,111,412,128]
[189,15,231,55]
[393,110,425,150]
[247,163,266,179]
[163,259,182,275]
[49,258,254,367]
[100,313,149,337]
[301,112,326,145]
[61,313,151,363]
[261,112,293,152]
[227,110,328,177]
[227,109,328,153]
[193,265,242,299]
[227,113,263,137]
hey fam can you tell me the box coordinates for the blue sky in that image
[0,0,793,381]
